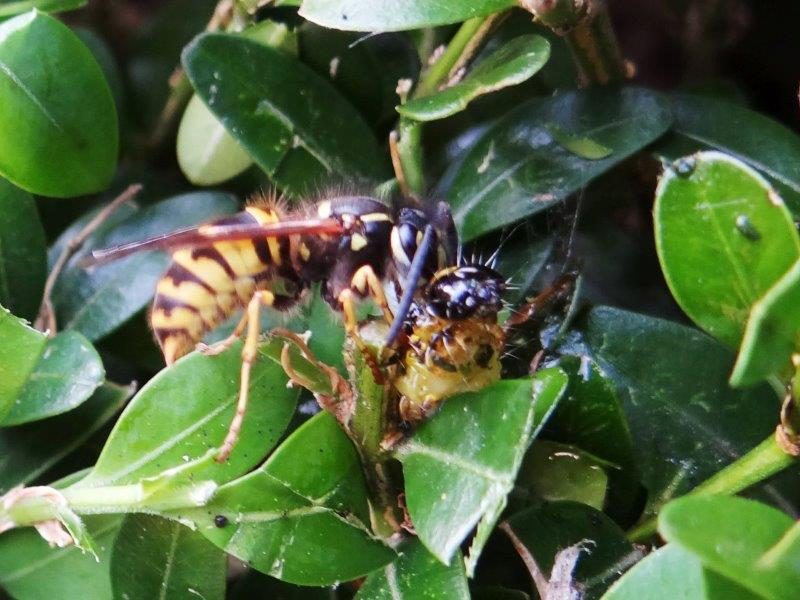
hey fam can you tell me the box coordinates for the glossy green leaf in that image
[183,33,386,193]
[75,338,299,489]
[546,355,640,520]
[0,307,46,418]
[0,178,46,321]
[0,514,122,600]
[51,192,237,342]
[111,514,225,600]
[445,87,671,240]
[603,545,761,600]
[731,257,800,385]
[176,412,395,586]
[659,496,800,600]
[299,0,514,32]
[654,151,800,348]
[356,540,470,600]
[580,307,784,516]
[176,94,253,186]
[1,331,103,425]
[398,35,551,122]
[505,502,640,600]
[0,382,132,494]
[0,0,86,17]
[662,93,800,214]
[0,10,117,197]
[176,21,297,186]
[515,441,609,511]
[396,370,568,568]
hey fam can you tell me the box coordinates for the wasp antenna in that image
[386,224,436,346]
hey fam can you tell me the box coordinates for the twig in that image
[499,521,551,597]
[523,0,626,86]
[35,184,142,335]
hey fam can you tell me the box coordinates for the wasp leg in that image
[216,290,275,462]
[338,287,386,384]
[196,308,249,356]
[351,264,394,325]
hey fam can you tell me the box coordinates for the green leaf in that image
[661,93,800,214]
[111,514,225,600]
[505,502,641,599]
[515,441,609,511]
[580,307,785,517]
[177,94,253,185]
[654,151,800,348]
[0,178,46,321]
[176,21,297,186]
[176,412,395,586]
[396,370,568,568]
[0,514,122,600]
[51,191,238,342]
[603,544,761,600]
[0,10,117,197]
[0,382,132,494]
[398,35,551,122]
[1,330,104,425]
[182,32,386,193]
[445,87,671,240]
[0,0,86,17]
[0,307,46,418]
[731,257,800,385]
[659,496,800,600]
[356,539,470,600]
[299,0,514,31]
[75,338,299,488]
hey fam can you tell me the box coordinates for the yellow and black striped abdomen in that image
[151,206,303,364]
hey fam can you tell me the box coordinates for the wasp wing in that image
[83,218,344,266]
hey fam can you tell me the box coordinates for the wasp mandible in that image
[88,193,507,461]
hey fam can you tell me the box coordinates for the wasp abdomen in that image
[151,206,303,364]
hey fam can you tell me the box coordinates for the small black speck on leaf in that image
[214,515,229,528]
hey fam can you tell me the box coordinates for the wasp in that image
[88,192,507,461]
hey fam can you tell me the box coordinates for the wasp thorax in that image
[424,265,505,321]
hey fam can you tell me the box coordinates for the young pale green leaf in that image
[444,87,671,240]
[51,191,238,342]
[1,330,104,426]
[654,151,800,348]
[0,10,117,197]
[515,441,609,511]
[659,496,800,600]
[661,93,800,214]
[0,514,122,600]
[0,0,86,17]
[505,502,641,599]
[177,94,253,185]
[731,257,800,385]
[396,370,568,568]
[356,540,470,600]
[176,412,395,586]
[0,307,46,419]
[603,544,761,600]
[299,0,515,31]
[0,178,46,321]
[398,35,551,122]
[580,307,786,517]
[111,514,226,600]
[75,339,299,489]
[0,382,132,494]
[182,33,386,193]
